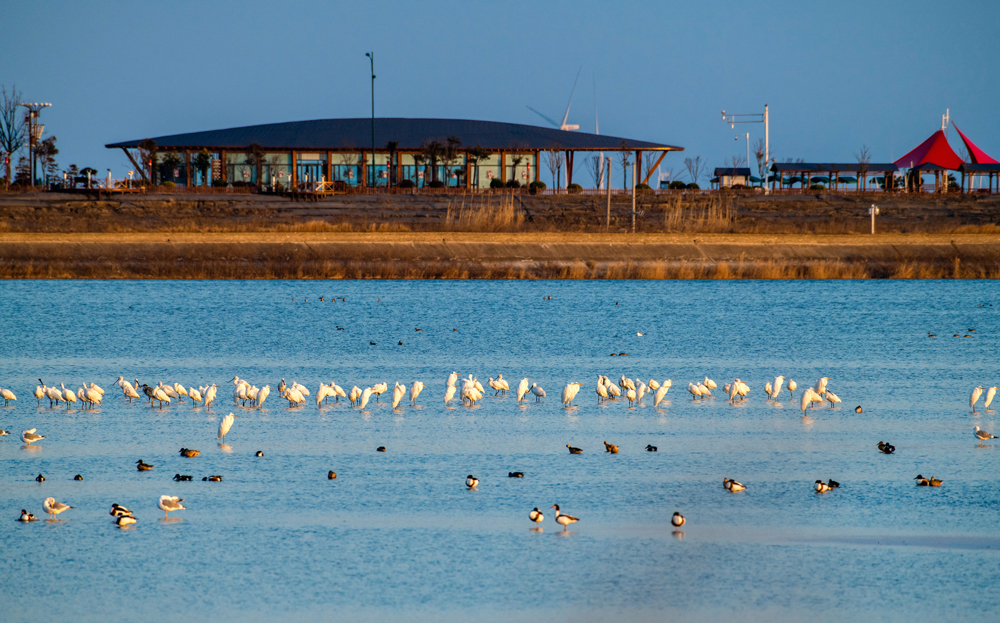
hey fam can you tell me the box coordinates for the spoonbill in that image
[151,385,171,409]
[648,379,660,390]
[218,413,237,441]
[257,385,271,408]
[607,383,621,400]
[530,383,546,402]
[332,383,347,402]
[371,382,387,402]
[496,375,510,394]
[34,382,44,405]
[517,378,532,402]
[816,377,831,394]
[42,497,73,518]
[626,387,637,406]
[45,383,63,407]
[283,388,305,407]
[60,383,77,408]
[188,387,203,404]
[173,384,188,400]
[971,386,984,411]
[825,390,842,407]
[158,495,185,519]
[392,382,406,409]
[410,381,425,403]
[1,387,16,406]
[562,382,583,406]
[359,387,373,410]
[349,386,362,405]
[704,377,717,389]
[765,382,773,399]
[786,379,797,400]
[204,384,218,409]
[596,381,609,403]
[551,504,579,531]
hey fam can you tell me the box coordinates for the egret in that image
[392,382,406,409]
[1,387,16,406]
[22,428,44,444]
[974,426,997,441]
[42,497,74,519]
[218,413,237,441]
[816,377,831,394]
[158,495,185,519]
[283,388,305,407]
[636,382,647,403]
[985,387,998,410]
[371,382,387,402]
[446,372,459,387]
[530,383,546,402]
[654,385,669,407]
[704,377,717,389]
[800,388,816,414]
[786,379,797,400]
[204,384,218,409]
[359,387,373,410]
[517,378,532,402]
[773,376,787,399]
[257,385,271,409]
[562,382,583,406]
[188,387,203,404]
[349,386,362,406]
[444,384,457,404]
[825,390,842,407]
[550,504,579,531]
[410,381,425,403]
[971,386,984,411]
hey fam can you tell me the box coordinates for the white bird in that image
[636,382,647,403]
[688,383,701,399]
[786,379,797,399]
[971,386,984,411]
[530,383,546,402]
[488,377,502,395]
[974,425,997,441]
[371,382,387,402]
[648,379,660,390]
[736,381,750,399]
[77,387,87,406]
[316,383,333,406]
[204,384,218,409]
[45,383,63,406]
[283,388,305,407]
[83,385,102,407]
[332,383,347,402]
[349,386,362,406]
[703,377,717,389]
[359,387,373,410]
[160,382,180,399]
[697,383,711,397]
[1,387,16,406]
[671,512,685,528]
[801,388,818,414]
[773,376,787,399]
[825,390,842,407]
[446,372,459,387]
[392,382,406,409]
[728,380,741,401]
[174,383,189,400]
[626,388,637,406]
[529,507,544,524]
[151,386,171,409]
[816,377,831,394]
[410,381,425,403]
[158,495,185,519]
[496,375,510,394]
[34,383,44,405]
[654,385,669,407]
[257,385,271,408]
[465,475,479,489]
[620,376,636,392]
[607,383,621,399]
[472,377,485,394]
[985,386,998,410]
[121,382,141,402]
[89,383,105,396]
[42,497,73,518]
[188,387,203,404]
[247,385,260,405]
[218,413,237,441]
[562,382,583,406]
[637,331,644,336]
[551,504,579,531]
[723,478,746,492]
[59,383,77,408]
[596,382,609,403]
[765,382,773,399]
[517,378,532,402]
[444,384,457,404]
[21,428,44,444]
[291,381,310,397]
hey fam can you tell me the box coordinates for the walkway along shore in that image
[1,232,998,279]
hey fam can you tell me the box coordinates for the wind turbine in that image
[527,67,582,131]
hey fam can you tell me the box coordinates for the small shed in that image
[713,167,751,188]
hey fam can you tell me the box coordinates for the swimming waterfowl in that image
[529,508,544,524]
[914,474,930,486]
[18,509,38,522]
[376,446,386,452]
[21,429,44,444]
[158,495,185,518]
[73,474,83,481]
[723,478,746,492]
[0,429,8,436]
[35,474,45,482]
[328,471,337,479]
[116,514,137,527]
[646,445,658,452]
[855,406,863,413]
[179,448,201,458]
[255,451,263,457]
[508,472,525,478]
[877,441,895,454]
[110,504,132,517]
[43,497,73,518]
[136,460,154,471]
[173,474,193,481]
[603,441,619,454]
[566,445,583,454]
[814,479,840,493]
[551,504,579,531]
[974,426,997,441]
[465,475,479,489]
[928,477,943,487]
[203,475,222,482]
[671,512,685,528]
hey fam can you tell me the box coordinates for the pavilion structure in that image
[953,124,1000,193]
[768,162,898,191]
[894,130,964,193]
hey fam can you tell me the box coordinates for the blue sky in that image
[5,0,999,185]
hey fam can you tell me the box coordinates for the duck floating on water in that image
[465,475,479,489]
[18,510,39,522]
[136,460,154,471]
[203,475,222,482]
[877,441,896,454]
[173,474,193,481]
[508,472,525,478]
[566,445,583,454]
[328,471,337,480]
[723,478,746,492]
[646,445,658,452]
[603,441,619,454]
[814,479,840,493]
[179,448,201,458]
[35,474,45,483]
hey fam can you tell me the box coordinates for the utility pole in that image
[19,102,50,186]
[631,153,636,233]
[365,52,375,188]
[723,104,769,193]
[606,156,612,231]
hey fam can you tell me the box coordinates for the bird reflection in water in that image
[217,442,233,453]
[672,530,685,540]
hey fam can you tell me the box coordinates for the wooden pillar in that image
[220,150,227,182]
[567,151,574,186]
[291,151,297,188]
[326,151,332,185]
[500,151,506,183]
[465,153,471,189]
[635,150,642,186]
[534,150,540,182]
[361,153,367,187]
[185,151,192,188]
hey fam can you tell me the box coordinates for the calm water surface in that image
[1,279,998,623]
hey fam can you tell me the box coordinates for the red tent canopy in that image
[953,123,998,164]
[894,130,963,170]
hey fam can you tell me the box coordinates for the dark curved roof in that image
[106,118,681,152]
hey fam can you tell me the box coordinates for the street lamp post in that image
[18,102,51,187]
[365,52,375,188]
[606,156,612,231]
[722,104,768,193]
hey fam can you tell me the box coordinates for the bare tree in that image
[138,138,157,183]
[443,136,463,187]
[617,140,631,189]
[543,148,564,188]
[642,152,660,186]
[587,155,604,188]
[683,156,705,185]
[466,144,490,189]
[753,138,768,184]
[34,136,58,185]
[855,144,871,191]
[728,155,747,168]
[0,85,26,187]
[420,140,444,183]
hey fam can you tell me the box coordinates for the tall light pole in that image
[722,104,768,193]
[606,156,612,231]
[19,102,51,186]
[365,52,375,188]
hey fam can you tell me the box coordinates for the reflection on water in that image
[0,278,999,622]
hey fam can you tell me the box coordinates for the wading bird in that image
[529,507,544,525]
[42,497,73,519]
[971,386,984,411]
[218,413,237,442]
[517,378,532,402]
[562,382,583,406]
[551,504,579,531]
[974,426,997,441]
[410,381,425,403]
[21,429,44,444]
[1,387,16,406]
[985,386,998,410]
[392,382,406,409]
[158,495,185,519]
[786,379,797,400]
[671,512,685,528]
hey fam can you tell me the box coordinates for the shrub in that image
[567,183,582,194]
[212,179,228,187]
[427,180,445,188]
[489,178,505,189]
[686,183,700,190]
[397,179,416,189]
[161,181,175,188]
[636,182,652,193]
[505,179,522,188]
[528,180,546,194]
[669,181,686,190]
[810,184,825,190]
